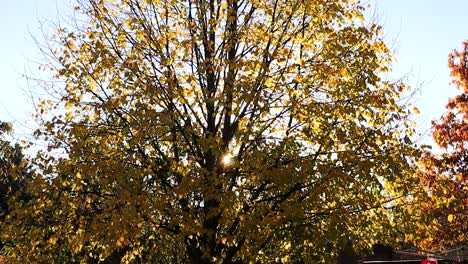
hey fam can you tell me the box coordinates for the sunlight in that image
[222,153,232,166]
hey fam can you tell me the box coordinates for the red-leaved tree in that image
[414,41,467,249]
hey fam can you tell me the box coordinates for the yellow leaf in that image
[48,236,58,245]
[136,30,145,41]
[116,235,126,247]
[65,101,73,110]
[340,68,347,77]
[298,58,305,67]
[447,214,454,222]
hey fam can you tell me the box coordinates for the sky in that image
[0,0,69,139]
[372,0,466,143]
[0,0,466,145]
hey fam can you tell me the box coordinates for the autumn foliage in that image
[413,41,467,249]
[2,0,422,263]
[0,122,33,255]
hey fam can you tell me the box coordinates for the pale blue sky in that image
[373,0,466,142]
[0,0,466,144]
[0,0,69,138]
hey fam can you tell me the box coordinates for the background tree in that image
[412,41,467,250]
[9,0,421,262]
[0,121,33,255]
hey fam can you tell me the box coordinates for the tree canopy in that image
[6,0,422,263]
[0,122,33,255]
[412,41,467,250]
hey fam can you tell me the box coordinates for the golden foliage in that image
[5,0,422,263]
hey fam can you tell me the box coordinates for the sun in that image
[222,153,232,166]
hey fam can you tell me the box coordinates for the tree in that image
[9,0,420,262]
[413,41,467,250]
[0,122,33,254]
